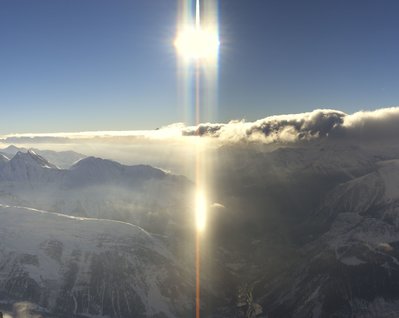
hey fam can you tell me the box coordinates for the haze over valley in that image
[2,108,399,317]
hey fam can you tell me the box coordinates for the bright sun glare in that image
[174,27,220,60]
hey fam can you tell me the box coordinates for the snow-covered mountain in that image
[0,145,85,169]
[0,153,192,238]
[0,205,194,318]
[3,141,399,317]
[0,151,61,183]
[64,157,166,187]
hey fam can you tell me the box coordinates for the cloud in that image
[339,107,399,140]
[2,107,399,145]
[377,242,394,252]
[182,109,346,142]
[210,202,226,209]
[0,127,186,144]
[183,107,399,143]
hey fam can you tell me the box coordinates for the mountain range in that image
[0,145,85,169]
[2,141,399,317]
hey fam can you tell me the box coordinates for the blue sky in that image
[1,0,399,133]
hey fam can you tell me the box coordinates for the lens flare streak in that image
[175,0,219,317]
[195,190,207,233]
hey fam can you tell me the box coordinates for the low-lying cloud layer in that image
[183,107,399,143]
[2,107,399,144]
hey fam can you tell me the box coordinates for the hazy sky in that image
[1,0,399,133]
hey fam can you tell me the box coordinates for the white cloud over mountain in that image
[183,107,399,142]
[2,107,399,145]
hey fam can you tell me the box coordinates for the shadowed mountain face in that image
[254,160,399,318]
[204,141,399,317]
[2,142,399,317]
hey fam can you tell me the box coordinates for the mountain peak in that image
[12,150,58,169]
[1,145,26,155]
[66,157,165,187]
[71,156,122,170]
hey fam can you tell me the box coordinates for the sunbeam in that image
[175,0,220,317]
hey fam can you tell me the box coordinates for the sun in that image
[174,26,220,60]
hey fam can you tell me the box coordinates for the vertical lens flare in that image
[196,189,207,232]
[175,0,220,317]
[175,0,220,123]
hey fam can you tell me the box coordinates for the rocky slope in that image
[0,205,194,318]
[257,158,399,318]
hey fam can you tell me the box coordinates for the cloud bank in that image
[2,107,399,144]
[182,107,399,143]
